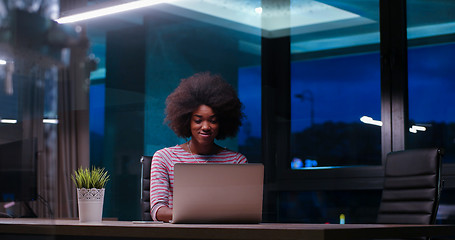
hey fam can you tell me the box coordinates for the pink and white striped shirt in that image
[149,145,247,221]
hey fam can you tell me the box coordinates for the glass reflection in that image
[290,0,381,168]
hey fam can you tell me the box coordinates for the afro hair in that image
[164,72,244,140]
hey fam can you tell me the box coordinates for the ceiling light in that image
[43,119,59,124]
[1,119,17,124]
[56,0,173,24]
[409,125,426,133]
[360,116,382,127]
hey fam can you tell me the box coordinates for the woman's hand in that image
[156,206,173,222]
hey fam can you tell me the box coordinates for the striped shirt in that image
[150,145,247,221]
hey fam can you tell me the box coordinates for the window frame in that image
[263,0,455,192]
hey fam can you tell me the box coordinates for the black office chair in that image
[140,156,153,221]
[377,148,443,225]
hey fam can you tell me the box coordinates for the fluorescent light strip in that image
[409,125,426,133]
[0,59,6,65]
[1,119,59,124]
[360,116,427,133]
[1,119,17,124]
[43,119,59,124]
[56,0,172,24]
[360,116,382,127]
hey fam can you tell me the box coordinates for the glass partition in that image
[86,1,262,220]
[278,190,381,223]
[290,0,381,169]
[407,0,455,163]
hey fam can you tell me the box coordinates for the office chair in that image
[140,156,153,221]
[377,148,443,225]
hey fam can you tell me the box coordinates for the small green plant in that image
[72,166,110,189]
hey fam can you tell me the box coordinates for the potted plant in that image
[72,166,110,223]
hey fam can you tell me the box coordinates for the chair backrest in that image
[377,148,443,224]
[140,156,152,221]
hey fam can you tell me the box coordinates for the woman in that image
[150,72,247,222]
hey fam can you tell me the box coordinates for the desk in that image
[0,218,455,240]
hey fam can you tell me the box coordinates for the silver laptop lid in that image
[172,163,264,224]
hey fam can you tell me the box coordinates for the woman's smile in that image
[190,105,219,151]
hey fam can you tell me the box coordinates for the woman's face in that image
[190,105,219,145]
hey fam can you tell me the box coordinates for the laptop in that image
[171,163,264,224]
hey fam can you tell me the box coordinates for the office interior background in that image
[0,0,454,223]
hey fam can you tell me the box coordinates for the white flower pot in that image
[77,188,105,223]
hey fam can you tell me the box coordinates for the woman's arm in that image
[150,150,171,221]
[156,206,173,222]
